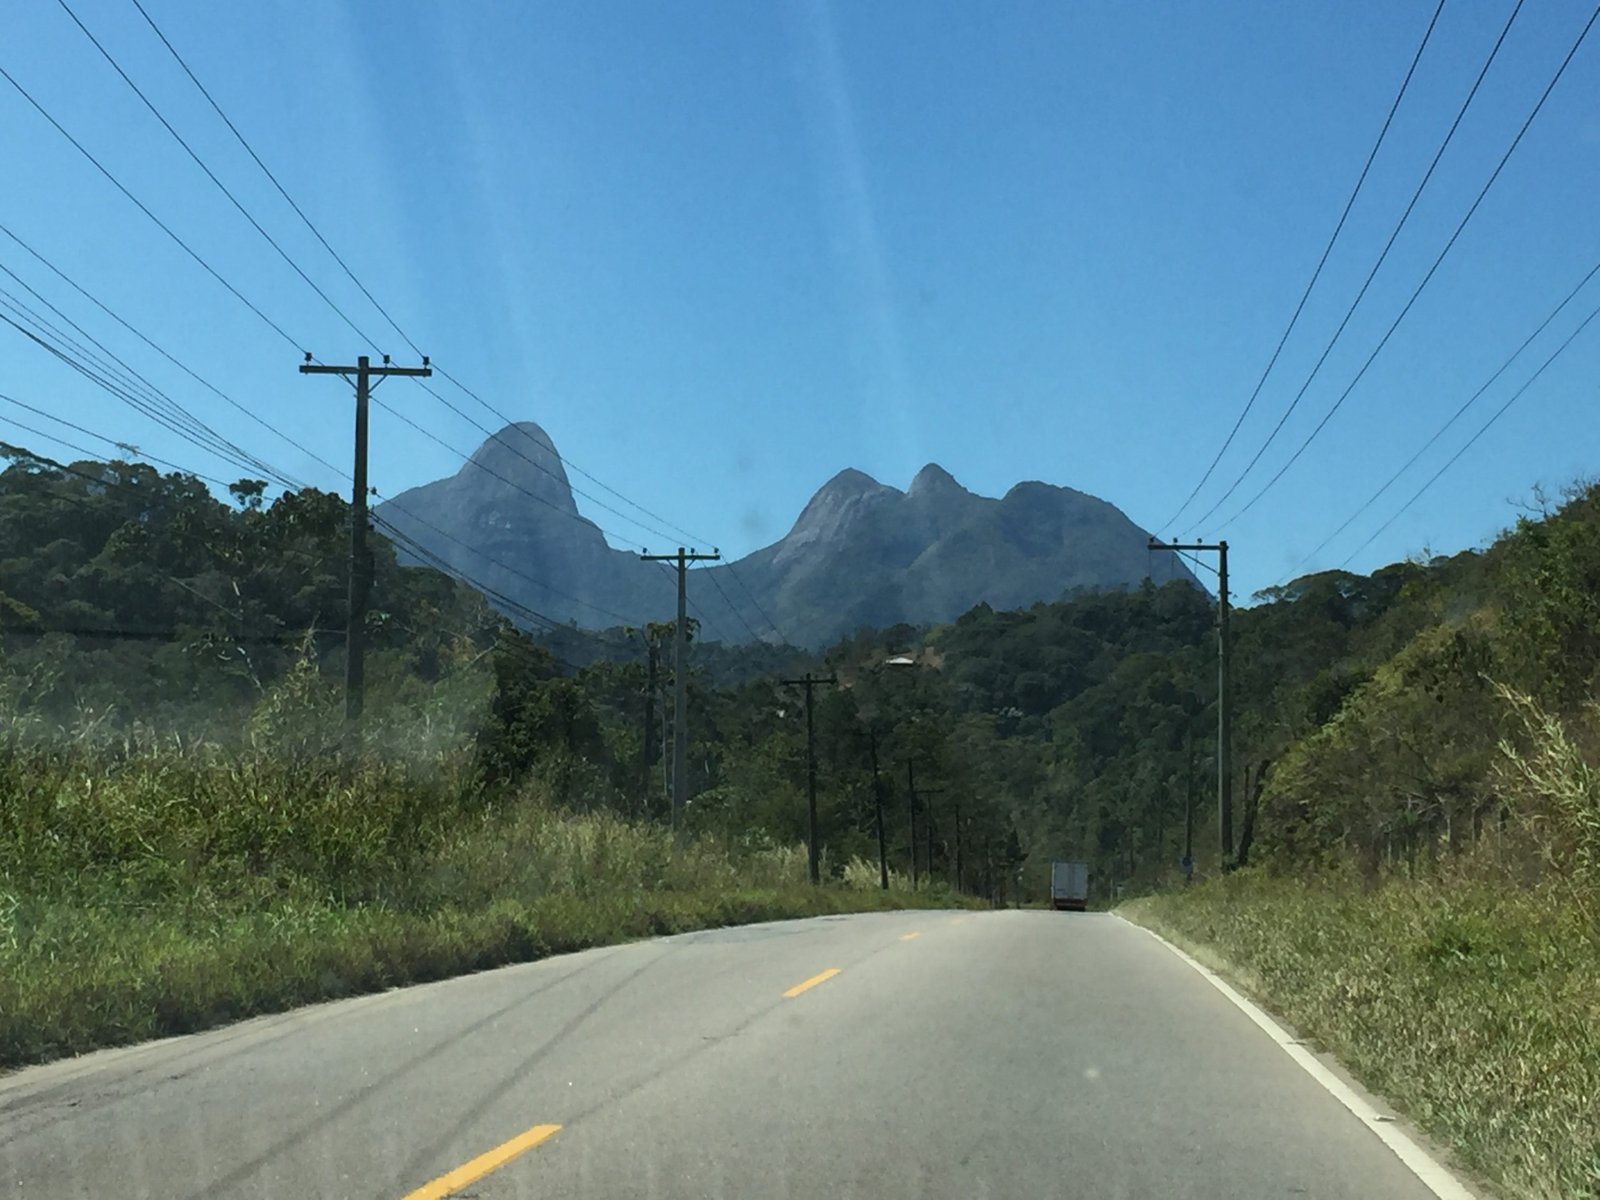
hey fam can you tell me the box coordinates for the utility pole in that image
[905,757,919,890]
[904,753,944,885]
[1149,539,1231,865]
[300,353,431,721]
[869,726,889,890]
[952,795,964,892]
[1184,721,1196,884]
[639,547,719,831]
[782,672,838,884]
[920,785,946,883]
[641,636,659,818]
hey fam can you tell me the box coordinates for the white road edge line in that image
[1115,915,1477,1200]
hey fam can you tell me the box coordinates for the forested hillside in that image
[4,442,1596,899]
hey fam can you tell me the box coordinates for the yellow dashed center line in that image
[783,968,841,998]
[899,931,921,941]
[402,1123,561,1200]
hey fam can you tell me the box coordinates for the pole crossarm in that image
[299,352,430,723]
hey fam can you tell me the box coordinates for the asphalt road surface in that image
[1,909,1463,1199]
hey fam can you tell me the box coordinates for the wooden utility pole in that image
[641,636,659,816]
[782,672,838,884]
[1183,721,1196,883]
[868,726,889,889]
[640,547,719,831]
[299,353,431,721]
[952,795,964,892]
[920,784,946,882]
[905,757,919,890]
[1149,539,1231,864]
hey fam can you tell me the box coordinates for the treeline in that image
[4,443,1597,904]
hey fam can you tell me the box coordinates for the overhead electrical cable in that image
[403,373,687,546]
[121,2,719,555]
[371,499,639,629]
[365,394,641,546]
[0,406,233,489]
[0,62,303,351]
[0,222,346,482]
[54,0,384,351]
[430,364,713,546]
[1288,255,1600,575]
[0,308,298,488]
[1212,0,1599,532]
[0,277,295,487]
[1339,292,1600,567]
[1183,0,1530,534]
[128,0,423,358]
[1159,0,1447,532]
[699,562,765,644]
[723,559,790,645]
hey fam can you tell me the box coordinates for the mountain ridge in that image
[377,423,1200,647]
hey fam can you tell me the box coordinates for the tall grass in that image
[0,687,952,1070]
[1122,689,1600,1200]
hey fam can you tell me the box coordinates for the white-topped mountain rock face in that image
[377,424,1199,648]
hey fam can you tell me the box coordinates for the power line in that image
[0,277,294,487]
[0,308,293,487]
[1171,546,1220,579]
[1160,0,1447,533]
[128,0,424,358]
[114,4,721,561]
[430,364,712,546]
[1339,289,1600,568]
[0,285,251,472]
[373,516,564,635]
[405,374,685,546]
[0,267,214,447]
[373,517,608,674]
[1289,255,1600,574]
[1184,0,1529,534]
[372,498,639,630]
[699,562,764,644]
[0,221,347,482]
[723,558,790,644]
[53,0,382,351]
[0,415,345,576]
[647,556,724,642]
[0,408,232,489]
[0,62,303,351]
[1214,1,1598,532]
[365,394,640,546]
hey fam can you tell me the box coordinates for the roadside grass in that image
[1122,870,1600,1200]
[0,726,962,1071]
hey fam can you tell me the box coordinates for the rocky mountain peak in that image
[908,463,966,498]
[461,422,577,515]
[779,468,901,560]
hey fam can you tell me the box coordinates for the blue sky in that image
[4,0,1598,601]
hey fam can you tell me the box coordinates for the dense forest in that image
[2,442,1596,906]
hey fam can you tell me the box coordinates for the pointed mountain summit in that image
[379,421,1199,647]
[778,468,900,563]
[462,421,577,517]
[907,462,966,497]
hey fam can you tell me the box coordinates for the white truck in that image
[1049,861,1089,911]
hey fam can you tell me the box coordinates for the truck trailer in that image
[1050,861,1089,911]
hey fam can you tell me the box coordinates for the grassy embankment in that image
[1124,872,1597,1199]
[0,721,955,1071]
[1122,667,1600,1199]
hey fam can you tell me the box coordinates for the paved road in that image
[1,910,1454,1198]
